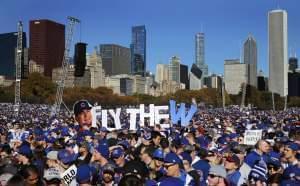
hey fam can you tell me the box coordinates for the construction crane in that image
[51,17,80,116]
[14,21,23,116]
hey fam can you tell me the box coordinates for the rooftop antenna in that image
[79,20,82,42]
[290,46,297,58]
[293,46,297,58]
[277,0,280,9]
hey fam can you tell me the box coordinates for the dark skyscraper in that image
[74,42,87,77]
[131,25,146,76]
[244,35,257,87]
[257,76,266,91]
[0,32,27,79]
[180,64,189,89]
[289,57,298,72]
[288,72,300,97]
[29,19,65,77]
[100,44,131,76]
[257,70,266,91]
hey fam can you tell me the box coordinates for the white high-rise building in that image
[244,35,257,87]
[224,59,248,95]
[268,9,288,96]
[155,64,169,82]
[195,33,208,76]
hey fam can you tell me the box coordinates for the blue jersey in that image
[227,170,241,186]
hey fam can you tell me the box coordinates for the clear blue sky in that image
[1,0,299,76]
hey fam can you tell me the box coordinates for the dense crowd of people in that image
[0,101,299,186]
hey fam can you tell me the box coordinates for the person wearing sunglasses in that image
[110,147,126,184]
[207,165,228,186]
[158,152,195,186]
[151,148,166,181]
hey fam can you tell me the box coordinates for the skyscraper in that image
[180,64,189,89]
[195,33,208,76]
[29,19,65,77]
[100,44,131,76]
[224,59,248,95]
[268,10,288,96]
[168,56,180,83]
[257,70,266,91]
[289,57,298,72]
[155,64,169,82]
[0,32,27,79]
[131,25,146,76]
[244,35,257,87]
[288,72,300,97]
[189,64,202,90]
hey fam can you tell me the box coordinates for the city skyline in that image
[0,0,300,76]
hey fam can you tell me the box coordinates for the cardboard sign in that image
[8,129,29,142]
[91,100,197,130]
[169,100,197,127]
[244,130,262,145]
[61,165,77,186]
[92,106,102,128]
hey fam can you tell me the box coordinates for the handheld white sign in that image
[61,165,77,186]
[244,130,262,145]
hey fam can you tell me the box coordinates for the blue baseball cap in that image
[18,144,32,158]
[286,142,299,151]
[111,147,124,159]
[180,152,192,164]
[217,136,228,145]
[164,152,182,164]
[100,127,109,133]
[73,100,92,116]
[143,132,152,140]
[58,149,77,164]
[153,148,164,160]
[118,140,130,150]
[95,144,109,159]
[76,164,92,184]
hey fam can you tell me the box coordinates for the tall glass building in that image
[244,35,257,87]
[168,56,181,83]
[0,32,27,79]
[131,25,146,76]
[195,33,208,76]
